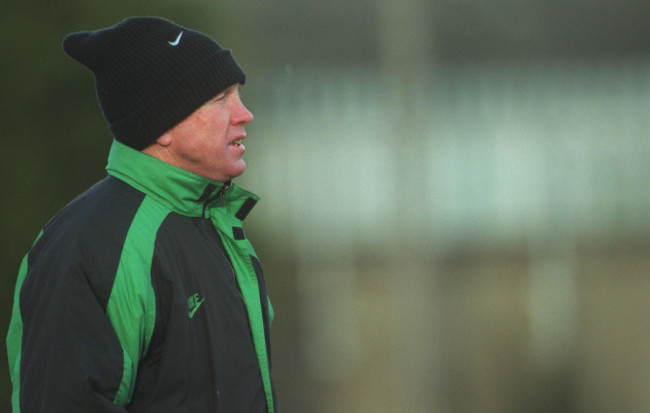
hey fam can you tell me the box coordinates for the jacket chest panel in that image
[133,213,263,409]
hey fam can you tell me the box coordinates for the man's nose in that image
[233,99,253,124]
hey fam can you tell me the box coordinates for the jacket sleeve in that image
[7,243,132,412]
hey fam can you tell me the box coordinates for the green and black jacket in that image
[7,140,277,412]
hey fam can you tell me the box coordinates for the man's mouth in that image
[230,139,244,147]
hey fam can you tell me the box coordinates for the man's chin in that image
[225,162,246,181]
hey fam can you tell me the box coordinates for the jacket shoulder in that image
[26,177,147,309]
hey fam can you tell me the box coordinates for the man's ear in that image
[156,132,172,147]
[142,131,173,157]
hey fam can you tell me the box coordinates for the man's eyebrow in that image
[210,92,226,102]
[226,84,243,94]
[210,84,242,101]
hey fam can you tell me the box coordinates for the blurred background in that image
[2,0,650,412]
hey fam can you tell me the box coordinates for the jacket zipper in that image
[200,182,243,300]
[201,182,231,217]
[218,243,245,301]
[215,182,231,207]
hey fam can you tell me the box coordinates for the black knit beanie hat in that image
[62,16,246,150]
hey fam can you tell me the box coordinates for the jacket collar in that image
[105,140,259,221]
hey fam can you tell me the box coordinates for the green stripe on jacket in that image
[108,196,169,406]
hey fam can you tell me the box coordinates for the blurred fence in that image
[246,59,650,248]
[239,58,650,413]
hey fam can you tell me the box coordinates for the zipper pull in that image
[216,182,231,207]
[199,182,230,217]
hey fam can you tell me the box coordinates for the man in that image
[6,16,278,412]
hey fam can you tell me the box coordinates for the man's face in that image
[165,84,253,182]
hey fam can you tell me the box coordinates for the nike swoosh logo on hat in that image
[168,31,183,46]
